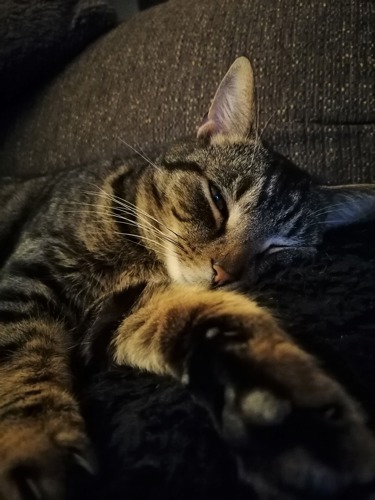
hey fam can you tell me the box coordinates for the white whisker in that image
[95,186,188,245]
[116,137,163,173]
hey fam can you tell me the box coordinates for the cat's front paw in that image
[184,311,375,499]
[0,415,94,500]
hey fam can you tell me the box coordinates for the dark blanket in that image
[69,220,375,500]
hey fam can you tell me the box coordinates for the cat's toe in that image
[229,370,375,498]
[221,386,291,443]
[187,322,375,498]
[0,421,94,500]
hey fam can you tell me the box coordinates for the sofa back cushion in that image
[0,0,373,184]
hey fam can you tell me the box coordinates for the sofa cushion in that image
[0,0,374,184]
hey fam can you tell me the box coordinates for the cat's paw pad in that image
[222,386,291,440]
[0,420,94,500]
[188,321,375,498]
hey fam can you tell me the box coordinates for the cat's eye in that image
[209,183,227,218]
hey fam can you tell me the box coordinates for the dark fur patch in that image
[82,283,147,368]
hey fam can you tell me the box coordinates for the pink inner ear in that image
[197,57,255,142]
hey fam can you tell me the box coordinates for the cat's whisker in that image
[108,191,187,242]
[253,88,260,142]
[67,201,187,255]
[115,137,163,173]
[249,140,260,171]
[259,109,278,140]
[111,212,185,252]
[98,188,189,244]
[109,207,187,250]
[87,186,186,241]
[121,214,187,253]
[83,184,188,244]
[114,231,177,260]
[106,210,184,250]
[309,203,351,218]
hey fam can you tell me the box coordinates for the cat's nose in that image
[212,263,233,287]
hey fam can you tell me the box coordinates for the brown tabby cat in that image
[1,57,375,500]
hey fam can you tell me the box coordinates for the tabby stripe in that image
[0,319,64,369]
[0,389,42,413]
[6,260,79,321]
[112,172,129,215]
[0,309,32,324]
[111,172,128,200]
[82,283,147,366]
[0,338,29,362]
[279,195,304,224]
[23,373,61,386]
[0,289,56,314]
[163,160,203,174]
[282,194,304,223]
[110,172,141,237]
[150,182,163,210]
[0,180,53,269]
[235,176,254,201]
[0,402,45,420]
[8,261,69,304]
[172,207,192,223]
[254,168,279,208]
[0,397,77,421]
[284,216,305,237]
[0,288,48,304]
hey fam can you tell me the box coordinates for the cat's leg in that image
[0,297,92,499]
[107,283,375,498]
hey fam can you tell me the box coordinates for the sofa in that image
[0,1,374,498]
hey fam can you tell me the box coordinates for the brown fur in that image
[0,58,375,499]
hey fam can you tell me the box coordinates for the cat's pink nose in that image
[212,263,232,286]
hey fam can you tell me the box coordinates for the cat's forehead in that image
[161,140,313,203]
[163,140,270,180]
[202,142,268,175]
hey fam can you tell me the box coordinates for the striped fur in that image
[0,58,375,499]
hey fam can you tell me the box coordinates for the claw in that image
[206,327,221,339]
[24,478,42,500]
[72,452,97,476]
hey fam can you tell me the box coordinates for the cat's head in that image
[138,57,375,287]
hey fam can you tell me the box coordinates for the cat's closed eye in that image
[264,245,291,255]
[260,238,299,256]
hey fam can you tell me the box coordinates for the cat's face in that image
[137,58,375,287]
[145,141,320,287]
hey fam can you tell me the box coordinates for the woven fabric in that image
[0,0,374,183]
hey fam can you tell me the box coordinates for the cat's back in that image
[0,158,145,270]
[0,174,57,268]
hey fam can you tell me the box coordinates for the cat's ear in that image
[319,184,375,229]
[197,57,255,144]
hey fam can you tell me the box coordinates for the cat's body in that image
[1,58,375,500]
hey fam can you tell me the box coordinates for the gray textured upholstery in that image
[0,0,374,184]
